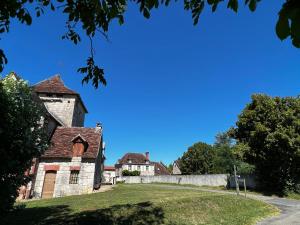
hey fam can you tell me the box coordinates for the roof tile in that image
[42,127,102,159]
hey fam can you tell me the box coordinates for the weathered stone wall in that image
[33,157,96,198]
[172,163,181,175]
[72,99,85,127]
[123,174,229,187]
[39,94,77,127]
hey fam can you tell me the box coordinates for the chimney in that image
[145,152,149,161]
[95,122,102,130]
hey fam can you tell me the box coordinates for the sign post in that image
[234,165,240,196]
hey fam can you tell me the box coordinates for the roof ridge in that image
[33,74,61,86]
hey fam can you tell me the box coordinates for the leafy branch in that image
[0,0,299,89]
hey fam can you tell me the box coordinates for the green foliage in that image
[167,163,173,173]
[179,142,215,174]
[122,170,141,176]
[0,73,48,214]
[0,1,300,88]
[179,133,255,175]
[231,94,300,195]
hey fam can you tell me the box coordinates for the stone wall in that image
[33,157,96,198]
[123,174,229,187]
[39,94,76,127]
[72,99,85,127]
[38,94,85,127]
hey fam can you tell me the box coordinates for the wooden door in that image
[42,171,56,198]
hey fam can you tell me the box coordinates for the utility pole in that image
[234,165,240,196]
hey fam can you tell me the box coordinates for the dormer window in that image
[127,159,132,163]
[71,135,88,157]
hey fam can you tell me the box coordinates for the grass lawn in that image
[2,184,278,225]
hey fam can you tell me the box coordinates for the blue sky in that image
[1,1,299,165]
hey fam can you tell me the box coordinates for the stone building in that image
[115,152,170,177]
[103,166,116,184]
[153,162,170,175]
[30,75,104,198]
[172,160,182,175]
[115,152,155,177]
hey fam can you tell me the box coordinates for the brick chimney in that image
[145,152,149,161]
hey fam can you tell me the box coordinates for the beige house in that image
[115,152,170,177]
[115,152,155,177]
[30,75,105,198]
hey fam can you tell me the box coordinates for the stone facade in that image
[29,75,104,199]
[116,164,155,177]
[38,94,85,127]
[33,158,96,198]
[172,160,182,175]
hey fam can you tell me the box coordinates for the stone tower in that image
[33,75,88,127]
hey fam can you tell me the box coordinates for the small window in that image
[137,165,141,171]
[128,165,132,171]
[69,171,79,184]
[146,166,149,171]
[56,94,63,98]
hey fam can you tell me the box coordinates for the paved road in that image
[150,184,300,225]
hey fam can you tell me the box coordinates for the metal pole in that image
[244,179,247,198]
[234,165,239,196]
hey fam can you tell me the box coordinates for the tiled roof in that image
[33,75,88,113]
[154,162,170,175]
[117,153,151,165]
[104,166,115,171]
[42,127,102,159]
[33,75,78,95]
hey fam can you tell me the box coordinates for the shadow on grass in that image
[2,202,166,225]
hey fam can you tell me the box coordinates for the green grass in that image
[3,184,278,225]
[153,182,300,201]
[287,192,300,200]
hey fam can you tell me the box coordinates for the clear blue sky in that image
[1,1,299,165]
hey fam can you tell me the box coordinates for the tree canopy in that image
[1,0,300,88]
[0,73,48,213]
[179,142,215,175]
[230,94,300,195]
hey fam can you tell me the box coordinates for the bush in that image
[122,170,141,176]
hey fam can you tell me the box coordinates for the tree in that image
[213,132,255,174]
[1,0,300,88]
[212,133,236,174]
[0,73,48,213]
[167,163,173,174]
[179,142,215,175]
[230,94,300,195]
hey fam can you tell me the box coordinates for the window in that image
[69,171,79,184]
[46,93,53,97]
[128,165,132,171]
[137,165,141,171]
[146,166,149,171]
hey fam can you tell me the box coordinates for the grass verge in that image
[3,184,278,225]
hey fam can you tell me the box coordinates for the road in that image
[150,184,300,225]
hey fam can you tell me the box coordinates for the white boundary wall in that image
[123,174,228,187]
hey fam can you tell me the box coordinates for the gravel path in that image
[149,184,300,225]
